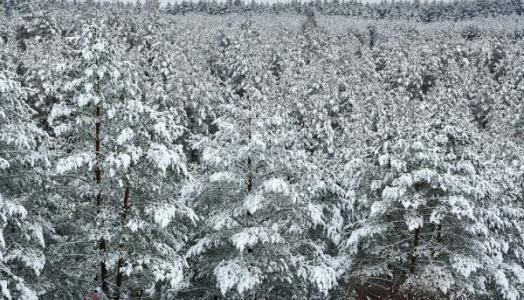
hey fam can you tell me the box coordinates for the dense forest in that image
[163,0,524,21]
[3,0,524,21]
[1,0,524,299]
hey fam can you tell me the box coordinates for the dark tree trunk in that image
[247,157,253,193]
[116,185,130,298]
[409,227,421,274]
[115,258,124,298]
[430,223,442,257]
[95,105,109,295]
[246,111,253,193]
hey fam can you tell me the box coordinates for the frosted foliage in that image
[408,265,455,294]
[451,256,482,278]
[214,260,261,296]
[181,22,347,299]
[0,281,11,300]
[2,5,524,300]
[209,171,239,184]
[186,237,214,257]
[56,153,93,174]
[298,264,338,296]
[405,214,424,231]
[0,67,47,300]
[17,286,38,300]
[308,203,325,227]
[327,207,344,244]
[147,144,186,174]
[31,20,194,298]
[262,178,291,196]
[243,194,264,215]
[153,205,177,229]
[230,227,282,252]
[116,127,134,145]
[151,258,185,289]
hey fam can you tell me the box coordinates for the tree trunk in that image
[247,157,253,193]
[409,227,421,274]
[430,223,442,257]
[115,184,130,299]
[95,105,109,295]
[246,105,253,193]
[115,258,124,298]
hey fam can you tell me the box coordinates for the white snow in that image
[214,260,261,296]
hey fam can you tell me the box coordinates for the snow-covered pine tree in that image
[342,50,524,298]
[475,39,524,300]
[0,60,49,300]
[123,17,223,164]
[182,22,339,299]
[277,26,368,299]
[46,20,196,298]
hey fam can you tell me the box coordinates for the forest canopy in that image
[1,0,523,299]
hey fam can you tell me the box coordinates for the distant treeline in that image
[164,0,524,21]
[3,0,524,21]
